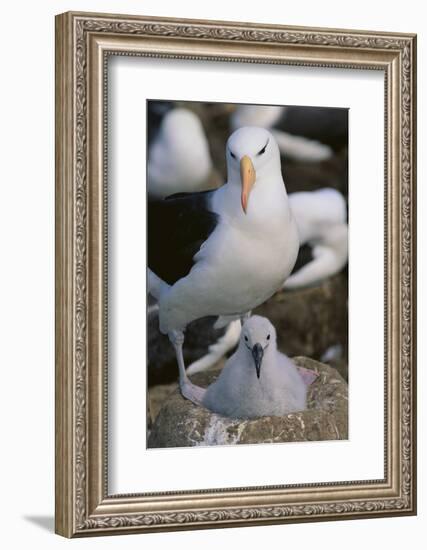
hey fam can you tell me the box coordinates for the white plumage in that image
[202,316,308,418]
[152,128,298,331]
[230,105,285,130]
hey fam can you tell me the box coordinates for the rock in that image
[148,381,178,421]
[254,272,348,380]
[148,357,348,448]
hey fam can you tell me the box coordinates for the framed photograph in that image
[55,11,417,537]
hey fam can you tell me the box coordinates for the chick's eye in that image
[230,150,236,159]
[267,334,270,340]
[244,335,248,342]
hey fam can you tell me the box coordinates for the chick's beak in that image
[240,156,256,214]
[252,343,264,379]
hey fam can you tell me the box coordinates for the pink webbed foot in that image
[297,367,319,387]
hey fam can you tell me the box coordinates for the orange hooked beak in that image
[240,156,256,214]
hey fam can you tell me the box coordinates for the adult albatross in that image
[148,126,299,405]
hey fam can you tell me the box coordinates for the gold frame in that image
[55,11,417,537]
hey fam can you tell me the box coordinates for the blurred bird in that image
[284,188,348,289]
[148,127,299,405]
[230,105,284,130]
[275,105,348,152]
[147,107,218,199]
[231,104,336,162]
[185,319,242,376]
[147,100,174,144]
[202,316,315,418]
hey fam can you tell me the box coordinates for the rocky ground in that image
[148,357,348,448]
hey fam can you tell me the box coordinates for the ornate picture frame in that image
[55,11,416,537]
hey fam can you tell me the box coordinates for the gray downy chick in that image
[202,315,309,419]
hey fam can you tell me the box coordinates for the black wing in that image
[148,190,219,285]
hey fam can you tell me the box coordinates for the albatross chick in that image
[202,316,314,418]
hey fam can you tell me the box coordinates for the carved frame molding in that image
[55,11,416,537]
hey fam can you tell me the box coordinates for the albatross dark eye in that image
[258,142,268,156]
[267,334,270,340]
[230,150,236,159]
[244,335,248,342]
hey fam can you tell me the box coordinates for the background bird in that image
[202,316,315,418]
[231,105,334,162]
[147,107,220,199]
[284,188,348,289]
[148,127,299,405]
